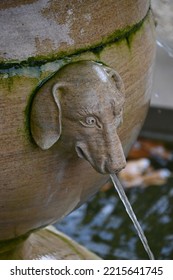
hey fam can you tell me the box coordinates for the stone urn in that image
[0,0,155,259]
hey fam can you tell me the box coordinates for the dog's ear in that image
[30,82,62,150]
[103,65,125,94]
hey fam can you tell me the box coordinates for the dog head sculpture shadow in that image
[30,60,126,174]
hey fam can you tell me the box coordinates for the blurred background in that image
[54,0,173,260]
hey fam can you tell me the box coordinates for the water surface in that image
[55,139,173,259]
[55,177,173,259]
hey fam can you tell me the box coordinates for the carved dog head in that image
[30,61,126,174]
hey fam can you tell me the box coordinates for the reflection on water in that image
[54,139,173,260]
[55,179,173,259]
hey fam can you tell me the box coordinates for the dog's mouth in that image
[75,143,126,175]
[75,145,88,160]
[75,144,107,174]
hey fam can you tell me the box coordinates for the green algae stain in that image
[91,45,104,60]
[24,87,40,144]
[0,7,151,71]
[0,74,14,94]
[0,7,153,144]
[0,233,29,257]
[47,229,86,260]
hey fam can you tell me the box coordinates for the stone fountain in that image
[0,0,156,259]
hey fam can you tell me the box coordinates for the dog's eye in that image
[80,116,100,128]
[85,116,96,126]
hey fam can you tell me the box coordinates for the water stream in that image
[110,173,155,260]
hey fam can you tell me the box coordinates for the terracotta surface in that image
[0,0,156,259]
[0,0,150,62]
[1,226,100,260]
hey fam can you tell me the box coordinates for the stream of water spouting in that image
[110,173,155,260]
